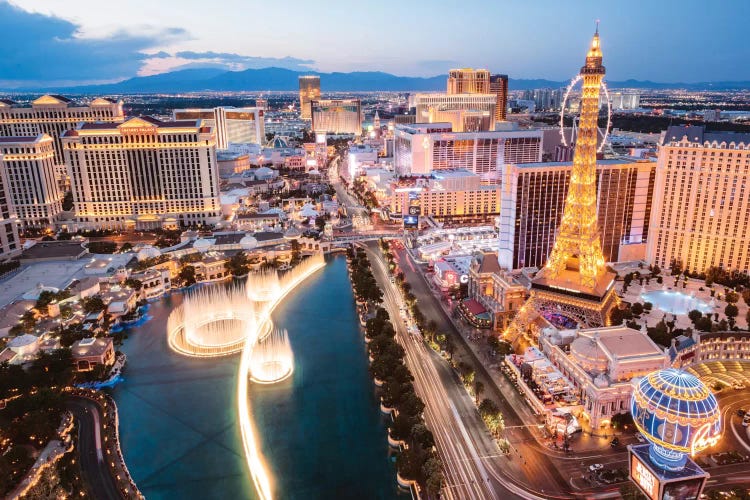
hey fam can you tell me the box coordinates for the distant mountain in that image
[4,68,750,94]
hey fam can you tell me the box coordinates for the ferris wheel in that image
[559,74,612,153]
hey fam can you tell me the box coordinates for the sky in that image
[1,0,749,87]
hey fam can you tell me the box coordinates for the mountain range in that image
[5,67,750,94]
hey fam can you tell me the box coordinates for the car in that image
[738,409,747,418]
[743,415,750,427]
[733,383,746,390]
[589,463,604,472]
[610,437,620,447]
[635,433,646,443]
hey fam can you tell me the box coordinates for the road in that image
[362,241,550,500]
[66,397,124,500]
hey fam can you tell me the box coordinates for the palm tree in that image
[474,380,484,404]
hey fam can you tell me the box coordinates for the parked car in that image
[589,463,604,472]
[742,415,750,427]
[733,382,746,390]
[635,433,646,443]
[738,409,747,418]
[610,437,620,448]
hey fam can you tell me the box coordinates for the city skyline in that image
[2,0,749,88]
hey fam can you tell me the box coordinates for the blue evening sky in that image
[1,0,747,87]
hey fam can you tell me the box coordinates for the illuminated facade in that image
[0,134,63,228]
[62,117,221,230]
[540,325,668,428]
[389,170,502,223]
[174,107,265,148]
[298,75,321,120]
[311,99,362,135]
[498,158,656,269]
[647,125,750,274]
[490,74,509,121]
[504,29,619,341]
[393,123,542,179]
[413,93,497,132]
[0,95,124,166]
[0,145,20,259]
[468,251,526,330]
[447,68,490,94]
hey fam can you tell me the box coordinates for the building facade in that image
[0,134,64,228]
[173,107,265,148]
[311,99,362,135]
[0,145,20,260]
[393,123,542,179]
[298,75,321,120]
[0,95,124,166]
[490,74,509,121]
[389,170,502,223]
[447,68,490,94]
[647,126,750,274]
[413,93,497,132]
[468,251,526,330]
[62,117,221,230]
[497,158,656,270]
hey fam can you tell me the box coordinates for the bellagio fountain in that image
[166,253,326,500]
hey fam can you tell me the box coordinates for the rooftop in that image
[71,337,112,358]
[662,125,750,146]
[21,241,88,260]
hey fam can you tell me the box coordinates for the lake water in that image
[110,256,400,499]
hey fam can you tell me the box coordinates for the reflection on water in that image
[110,256,399,499]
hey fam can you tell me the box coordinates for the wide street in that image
[66,397,124,500]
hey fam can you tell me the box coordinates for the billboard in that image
[629,446,707,500]
[403,215,419,229]
[630,453,659,500]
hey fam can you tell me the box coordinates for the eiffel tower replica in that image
[505,26,619,346]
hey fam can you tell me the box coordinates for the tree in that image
[725,304,739,325]
[474,380,484,404]
[86,241,117,254]
[120,242,133,253]
[124,278,143,291]
[631,302,644,316]
[422,456,444,496]
[726,291,740,304]
[688,309,703,324]
[696,317,713,332]
[226,252,250,276]
[179,265,197,286]
[82,296,106,314]
[396,448,422,481]
[61,191,74,211]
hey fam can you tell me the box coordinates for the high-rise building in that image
[173,107,265,148]
[497,158,656,270]
[413,94,497,132]
[311,99,362,135]
[255,98,268,111]
[603,91,640,110]
[505,28,618,342]
[490,74,509,121]
[447,68,490,94]
[0,140,21,259]
[646,125,750,274]
[0,134,63,229]
[62,117,221,230]
[393,123,542,180]
[298,75,321,120]
[0,95,124,166]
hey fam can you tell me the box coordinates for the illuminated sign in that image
[460,274,469,284]
[408,206,421,216]
[690,422,720,456]
[403,215,419,229]
[630,454,659,500]
[316,133,326,144]
[121,127,157,135]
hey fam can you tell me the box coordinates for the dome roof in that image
[137,245,161,261]
[631,368,721,457]
[570,334,608,374]
[193,238,212,252]
[284,226,302,239]
[240,235,258,250]
[255,166,274,176]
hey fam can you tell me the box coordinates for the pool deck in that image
[618,276,749,331]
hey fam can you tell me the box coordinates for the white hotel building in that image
[0,134,63,229]
[412,93,498,132]
[393,123,542,180]
[647,125,750,274]
[62,117,221,230]
[173,107,265,148]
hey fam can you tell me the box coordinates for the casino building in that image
[62,117,221,230]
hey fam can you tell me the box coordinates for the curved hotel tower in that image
[505,28,619,343]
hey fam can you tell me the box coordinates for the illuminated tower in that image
[299,75,321,120]
[504,26,619,344]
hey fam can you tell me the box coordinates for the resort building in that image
[489,74,509,121]
[447,68,490,94]
[389,170,501,223]
[71,337,115,372]
[0,95,124,166]
[670,330,750,368]
[0,134,64,229]
[497,157,656,270]
[298,75,321,120]
[62,116,221,230]
[0,165,20,260]
[173,107,265,148]
[539,325,669,428]
[311,99,362,135]
[647,125,750,274]
[466,251,526,330]
[393,123,542,179]
[413,93,497,132]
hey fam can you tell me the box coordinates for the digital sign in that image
[630,453,659,500]
[403,215,419,229]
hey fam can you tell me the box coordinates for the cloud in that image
[0,1,189,86]
[138,51,316,76]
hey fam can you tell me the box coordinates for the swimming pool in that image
[640,290,713,315]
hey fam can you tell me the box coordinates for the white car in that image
[733,383,746,390]
[743,415,750,427]
[589,463,604,472]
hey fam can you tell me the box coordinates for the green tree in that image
[82,296,106,314]
[124,278,143,291]
[688,309,703,324]
[631,302,644,315]
[725,304,739,325]
[474,380,484,404]
[179,265,197,286]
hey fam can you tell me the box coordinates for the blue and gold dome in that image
[631,368,721,471]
